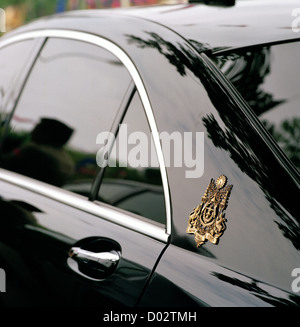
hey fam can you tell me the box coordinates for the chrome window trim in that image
[0,169,168,243]
[0,29,171,238]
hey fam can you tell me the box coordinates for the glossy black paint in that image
[0,0,299,307]
[0,179,165,306]
[123,27,300,303]
[110,0,300,50]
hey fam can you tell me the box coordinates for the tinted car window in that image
[98,92,166,225]
[0,38,132,193]
[0,40,36,138]
[213,41,300,171]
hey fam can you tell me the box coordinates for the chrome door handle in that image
[68,246,120,280]
[69,247,120,268]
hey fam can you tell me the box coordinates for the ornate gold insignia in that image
[187,175,233,247]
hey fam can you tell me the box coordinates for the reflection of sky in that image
[118,1,299,49]
[0,40,35,115]
[109,92,160,168]
[11,38,131,154]
[261,42,300,125]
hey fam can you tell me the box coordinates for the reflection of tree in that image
[202,114,300,250]
[104,161,162,186]
[126,32,300,249]
[0,129,100,184]
[213,48,285,116]
[263,118,300,170]
[127,32,189,76]
[214,49,300,173]
[212,272,300,306]
[0,129,29,154]
[202,113,267,184]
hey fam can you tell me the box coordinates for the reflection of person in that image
[0,118,75,187]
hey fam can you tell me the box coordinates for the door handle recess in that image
[68,246,120,281]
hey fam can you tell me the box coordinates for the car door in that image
[0,32,169,307]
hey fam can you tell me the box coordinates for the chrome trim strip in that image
[0,29,171,236]
[0,169,169,243]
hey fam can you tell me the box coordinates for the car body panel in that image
[140,244,300,307]
[0,173,167,306]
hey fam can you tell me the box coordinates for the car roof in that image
[3,0,299,53]
[62,0,300,52]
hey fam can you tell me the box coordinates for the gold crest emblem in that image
[187,175,233,247]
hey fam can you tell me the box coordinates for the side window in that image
[0,38,132,194]
[98,92,166,225]
[214,41,300,171]
[0,40,37,140]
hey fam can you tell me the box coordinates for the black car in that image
[0,0,299,309]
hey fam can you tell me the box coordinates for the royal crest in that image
[187,175,233,247]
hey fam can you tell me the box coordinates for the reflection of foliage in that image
[202,113,266,182]
[1,0,57,23]
[2,0,25,6]
[0,130,98,184]
[0,130,30,154]
[263,118,300,170]
[104,163,162,186]
[104,164,140,181]
[202,112,300,251]
[212,272,300,306]
[67,148,98,181]
[203,111,300,250]
[187,40,212,54]
[127,32,300,250]
[127,32,194,77]
[214,49,300,172]
[213,48,285,116]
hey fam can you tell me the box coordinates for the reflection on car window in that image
[98,92,166,225]
[0,38,132,194]
[214,42,300,171]
[0,40,35,138]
